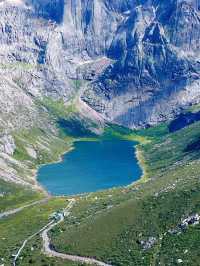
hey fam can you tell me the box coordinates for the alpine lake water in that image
[37,140,142,196]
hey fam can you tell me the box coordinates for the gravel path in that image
[41,199,112,266]
[5,198,112,266]
[13,221,54,266]
[0,198,49,219]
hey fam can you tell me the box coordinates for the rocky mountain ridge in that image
[0,0,200,129]
[0,0,200,185]
[82,0,200,128]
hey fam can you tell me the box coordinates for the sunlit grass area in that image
[1,118,200,266]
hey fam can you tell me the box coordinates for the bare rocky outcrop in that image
[82,0,200,128]
[0,0,199,131]
[0,135,16,155]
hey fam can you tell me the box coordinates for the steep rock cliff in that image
[82,0,200,128]
[0,0,200,130]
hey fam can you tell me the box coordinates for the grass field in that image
[1,118,200,265]
[0,197,74,265]
[0,180,43,213]
[49,121,200,266]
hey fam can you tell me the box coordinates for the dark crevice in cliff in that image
[26,0,65,23]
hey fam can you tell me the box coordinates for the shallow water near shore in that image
[37,140,142,196]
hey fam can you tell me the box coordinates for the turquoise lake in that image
[37,140,142,196]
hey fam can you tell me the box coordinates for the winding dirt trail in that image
[5,198,111,266]
[41,199,112,266]
[13,220,54,266]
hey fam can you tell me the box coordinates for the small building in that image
[49,211,64,221]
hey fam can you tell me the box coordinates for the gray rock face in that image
[82,0,200,128]
[0,0,200,186]
[0,0,200,131]
[0,135,16,155]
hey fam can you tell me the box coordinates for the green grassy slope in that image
[0,97,100,266]
[1,107,200,266]
[49,121,200,266]
[0,180,43,212]
[0,197,85,266]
